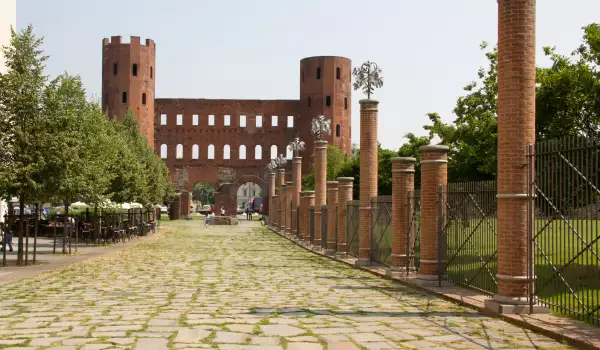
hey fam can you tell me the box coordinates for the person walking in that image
[0,223,13,252]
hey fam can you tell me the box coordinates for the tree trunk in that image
[33,203,38,264]
[25,220,29,266]
[63,203,68,254]
[18,197,24,265]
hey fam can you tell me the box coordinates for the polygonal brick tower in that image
[102,36,156,148]
[298,56,352,173]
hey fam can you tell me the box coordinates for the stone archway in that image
[214,174,267,217]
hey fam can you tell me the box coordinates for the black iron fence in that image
[529,134,600,325]
[347,200,360,257]
[439,181,498,295]
[371,196,392,266]
[407,191,421,273]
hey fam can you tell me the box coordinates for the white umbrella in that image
[70,202,90,209]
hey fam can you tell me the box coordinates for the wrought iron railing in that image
[346,200,360,257]
[371,196,392,266]
[407,191,421,273]
[439,181,498,295]
[529,134,600,325]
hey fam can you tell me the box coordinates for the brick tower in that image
[299,56,352,173]
[102,36,156,147]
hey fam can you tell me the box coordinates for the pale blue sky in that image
[16,0,600,150]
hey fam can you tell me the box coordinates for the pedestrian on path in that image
[0,223,13,252]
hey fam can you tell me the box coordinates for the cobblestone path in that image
[0,221,571,349]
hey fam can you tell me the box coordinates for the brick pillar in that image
[314,140,328,247]
[271,195,278,229]
[276,169,285,229]
[180,191,191,219]
[418,145,448,282]
[280,183,287,234]
[486,0,537,312]
[357,99,378,266]
[286,181,293,235]
[387,157,416,278]
[305,192,315,245]
[324,181,339,256]
[267,171,276,226]
[336,177,354,255]
[299,191,307,240]
[292,157,302,237]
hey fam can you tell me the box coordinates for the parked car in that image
[198,205,212,215]
[237,206,244,215]
[160,206,168,214]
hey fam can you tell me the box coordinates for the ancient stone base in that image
[213,216,239,225]
[323,249,336,256]
[484,299,550,315]
[355,258,371,267]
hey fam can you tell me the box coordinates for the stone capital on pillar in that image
[357,99,379,266]
[387,157,416,278]
[418,145,449,282]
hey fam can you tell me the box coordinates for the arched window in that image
[336,124,341,137]
[286,145,293,159]
[150,66,153,79]
[344,97,348,110]
[208,144,215,160]
[316,67,321,80]
[132,63,138,76]
[307,97,311,107]
[270,145,278,160]
[122,92,127,104]
[192,144,199,159]
[113,63,117,75]
[223,145,231,159]
[255,145,262,160]
[142,93,146,105]
[239,145,246,160]
[176,144,183,159]
[336,67,341,79]
[160,144,167,159]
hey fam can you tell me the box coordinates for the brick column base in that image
[325,181,339,256]
[336,177,354,255]
[305,193,315,245]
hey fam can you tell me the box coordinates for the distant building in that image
[237,182,262,208]
[0,0,16,222]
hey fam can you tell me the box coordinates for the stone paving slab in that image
[0,221,574,349]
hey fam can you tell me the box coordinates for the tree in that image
[41,73,113,253]
[537,23,600,140]
[302,145,347,190]
[0,25,49,264]
[193,182,214,205]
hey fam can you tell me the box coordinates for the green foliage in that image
[302,145,347,190]
[537,23,600,140]
[0,25,49,204]
[193,182,215,205]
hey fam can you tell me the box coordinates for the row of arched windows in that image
[160,144,293,160]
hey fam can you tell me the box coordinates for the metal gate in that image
[309,206,315,244]
[528,135,600,325]
[371,196,392,266]
[346,200,360,256]
[407,191,421,273]
[439,181,498,295]
[321,205,328,249]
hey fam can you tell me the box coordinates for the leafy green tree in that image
[537,23,600,140]
[41,73,114,253]
[0,25,49,264]
[193,182,214,205]
[302,145,347,190]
